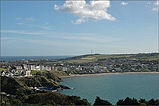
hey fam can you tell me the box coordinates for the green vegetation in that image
[60,53,159,63]
[1,76,30,95]
[94,97,112,106]
[1,71,68,95]
[141,69,152,72]
[31,70,47,75]
[1,93,159,106]
[31,70,68,76]
[116,97,159,106]
[34,71,61,82]
[0,68,7,71]
[51,71,68,76]
[1,92,91,106]
[19,76,60,88]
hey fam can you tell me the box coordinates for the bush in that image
[94,97,112,106]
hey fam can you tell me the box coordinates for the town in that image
[0,53,159,78]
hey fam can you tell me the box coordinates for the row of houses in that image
[16,64,52,71]
[1,69,32,78]
[14,64,108,72]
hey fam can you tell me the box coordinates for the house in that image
[1,72,5,76]
[25,70,32,76]
[45,66,51,71]
[31,65,36,70]
[23,64,28,70]
[35,66,40,70]
[15,66,22,70]
[62,67,67,71]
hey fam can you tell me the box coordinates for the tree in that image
[94,97,112,106]
[116,97,139,105]
[15,89,26,102]
[139,99,147,105]
[1,96,11,106]
[116,99,124,105]
[147,99,158,105]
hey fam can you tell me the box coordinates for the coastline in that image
[59,72,159,78]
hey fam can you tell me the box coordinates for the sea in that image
[0,56,71,61]
[59,73,159,105]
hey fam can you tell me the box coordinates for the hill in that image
[59,53,159,63]
[1,71,70,95]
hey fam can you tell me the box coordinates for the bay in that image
[59,73,159,105]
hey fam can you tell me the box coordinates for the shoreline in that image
[59,72,159,78]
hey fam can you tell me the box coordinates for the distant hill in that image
[59,53,159,63]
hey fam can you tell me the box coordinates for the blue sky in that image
[1,0,158,56]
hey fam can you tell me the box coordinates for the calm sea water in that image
[0,56,70,61]
[59,74,159,105]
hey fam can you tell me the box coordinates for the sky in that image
[1,0,159,56]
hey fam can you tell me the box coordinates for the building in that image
[23,64,28,70]
[25,70,31,76]
[31,65,36,70]
[62,67,67,71]
[15,66,22,70]
[35,66,40,70]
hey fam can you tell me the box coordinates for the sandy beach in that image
[59,72,159,78]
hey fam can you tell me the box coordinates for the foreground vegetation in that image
[1,92,159,106]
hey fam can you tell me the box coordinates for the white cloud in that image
[16,23,52,30]
[72,18,86,24]
[1,37,15,40]
[1,30,95,37]
[1,30,44,35]
[152,0,159,11]
[145,2,151,8]
[26,17,35,21]
[120,2,128,6]
[154,1,159,6]
[16,17,21,20]
[152,7,158,11]
[62,36,121,43]
[54,0,116,24]
[1,29,121,43]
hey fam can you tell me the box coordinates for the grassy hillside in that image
[31,70,68,76]
[1,71,68,95]
[60,53,159,63]
[1,76,31,95]
[0,68,7,71]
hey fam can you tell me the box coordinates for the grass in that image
[31,70,68,76]
[31,70,47,75]
[141,69,152,72]
[0,68,7,71]
[62,54,135,63]
[51,71,68,76]
[60,53,159,63]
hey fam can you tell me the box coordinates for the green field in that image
[60,53,159,63]
[0,68,7,71]
[31,70,47,74]
[31,70,68,76]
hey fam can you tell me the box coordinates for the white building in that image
[62,67,67,71]
[35,66,40,70]
[31,65,36,70]
[15,66,22,70]
[23,64,28,70]
[25,70,31,76]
